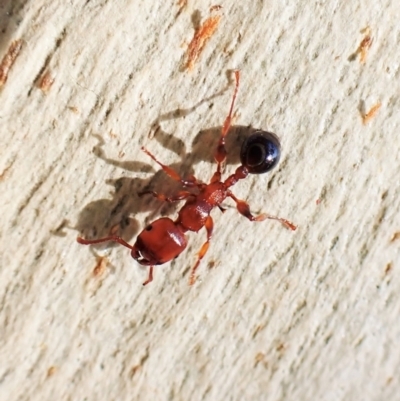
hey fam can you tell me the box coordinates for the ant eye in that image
[145,224,153,231]
[240,131,281,174]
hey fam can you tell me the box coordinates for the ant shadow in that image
[75,124,255,247]
[74,91,259,249]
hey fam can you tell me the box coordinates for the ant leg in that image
[78,236,156,286]
[141,147,199,187]
[227,191,297,230]
[212,70,240,181]
[142,266,154,286]
[77,236,134,248]
[138,190,193,203]
[189,215,214,285]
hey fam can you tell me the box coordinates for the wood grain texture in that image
[1,1,399,400]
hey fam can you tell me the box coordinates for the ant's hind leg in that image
[227,191,297,230]
[142,266,154,286]
[189,216,214,285]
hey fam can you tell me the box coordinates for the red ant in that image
[77,71,296,285]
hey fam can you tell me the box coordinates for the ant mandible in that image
[77,71,296,285]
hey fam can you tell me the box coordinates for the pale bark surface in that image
[1,1,399,400]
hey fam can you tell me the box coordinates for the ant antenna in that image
[214,70,240,175]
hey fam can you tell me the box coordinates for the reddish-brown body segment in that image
[132,218,188,265]
[77,71,296,285]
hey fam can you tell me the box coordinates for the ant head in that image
[240,131,281,174]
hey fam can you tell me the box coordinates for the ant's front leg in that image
[227,191,297,230]
[139,190,194,203]
[141,147,200,188]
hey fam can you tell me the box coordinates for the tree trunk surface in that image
[1,1,399,400]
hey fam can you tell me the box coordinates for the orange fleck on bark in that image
[185,14,221,70]
[0,39,23,87]
[384,262,393,275]
[254,352,268,368]
[357,27,372,63]
[130,364,141,377]
[68,106,79,114]
[177,0,187,8]
[390,232,400,242]
[362,102,381,125]
[38,70,54,93]
[359,35,372,63]
[47,366,57,377]
[93,256,108,276]
[0,164,12,181]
